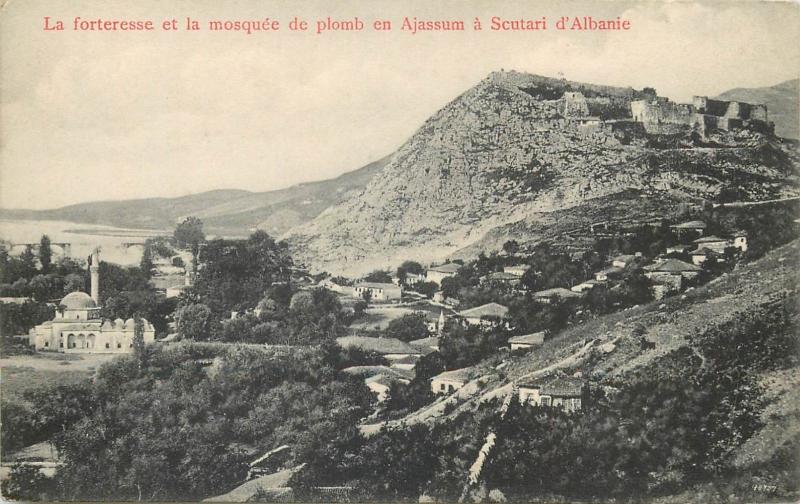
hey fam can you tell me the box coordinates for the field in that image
[0,352,119,402]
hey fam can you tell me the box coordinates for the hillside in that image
[362,238,799,499]
[717,79,799,140]
[288,71,800,275]
[0,156,389,237]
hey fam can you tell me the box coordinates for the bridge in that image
[8,242,71,254]
[121,242,147,249]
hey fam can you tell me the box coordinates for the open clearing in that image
[1,353,119,402]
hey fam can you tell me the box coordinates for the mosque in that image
[29,250,156,353]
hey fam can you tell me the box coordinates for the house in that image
[571,279,600,293]
[365,374,400,402]
[424,310,447,335]
[643,258,702,289]
[352,282,402,301]
[458,302,509,326]
[0,297,32,305]
[340,365,414,381]
[482,271,522,286]
[426,263,462,285]
[692,235,730,254]
[670,220,707,235]
[518,375,584,412]
[404,272,426,285]
[335,336,422,361]
[409,336,440,353]
[732,231,748,252]
[503,264,531,277]
[611,254,637,269]
[508,331,546,350]
[318,278,351,294]
[431,368,474,395]
[533,288,581,303]
[390,354,421,371]
[594,266,624,282]
[665,244,690,255]
[689,247,722,265]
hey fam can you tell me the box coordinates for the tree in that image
[173,216,205,268]
[397,261,424,284]
[385,313,429,342]
[175,303,213,340]
[63,273,85,294]
[139,245,154,278]
[363,269,393,283]
[39,235,53,273]
[502,240,520,255]
[18,245,37,280]
[133,313,146,370]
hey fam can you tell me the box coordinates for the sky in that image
[1,0,799,209]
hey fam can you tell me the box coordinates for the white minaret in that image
[438,310,445,337]
[90,249,100,305]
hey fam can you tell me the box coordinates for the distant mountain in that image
[287,71,799,275]
[716,79,799,139]
[0,156,390,237]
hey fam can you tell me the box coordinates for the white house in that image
[335,336,421,361]
[431,368,474,395]
[518,375,584,412]
[426,263,461,285]
[458,302,509,326]
[670,220,707,235]
[509,331,546,350]
[503,264,531,277]
[352,282,402,301]
[692,235,730,254]
[570,279,600,293]
[595,266,624,282]
[533,288,581,303]
[611,254,637,269]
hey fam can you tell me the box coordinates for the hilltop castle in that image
[630,94,772,135]
[29,250,156,353]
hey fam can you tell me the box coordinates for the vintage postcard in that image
[1,0,798,502]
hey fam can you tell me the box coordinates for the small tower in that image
[437,310,446,337]
[90,248,100,305]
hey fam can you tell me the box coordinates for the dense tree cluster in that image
[2,342,375,502]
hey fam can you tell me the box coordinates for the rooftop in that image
[485,272,521,281]
[428,263,462,274]
[458,302,509,319]
[519,374,583,397]
[335,336,421,355]
[508,332,546,345]
[644,258,702,273]
[431,368,475,384]
[355,282,401,290]
[670,220,707,229]
[693,235,728,243]
[340,365,414,381]
[533,287,581,299]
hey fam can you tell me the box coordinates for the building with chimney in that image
[29,249,156,353]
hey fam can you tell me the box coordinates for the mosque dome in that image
[60,291,97,310]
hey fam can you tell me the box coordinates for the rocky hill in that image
[0,156,389,237]
[287,71,800,274]
[717,79,799,140]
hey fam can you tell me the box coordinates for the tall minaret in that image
[437,310,445,338]
[90,248,100,305]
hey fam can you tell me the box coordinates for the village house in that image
[426,263,461,285]
[481,271,522,286]
[595,266,624,282]
[509,331,546,350]
[665,244,690,255]
[341,365,413,402]
[533,287,582,304]
[430,368,474,395]
[643,258,702,296]
[518,375,585,412]
[690,247,722,266]
[732,231,748,252]
[352,282,402,301]
[503,264,531,277]
[611,254,639,269]
[458,302,509,326]
[692,235,731,254]
[424,310,447,335]
[409,336,440,354]
[670,220,707,236]
[335,336,422,361]
[570,279,601,293]
[390,354,421,371]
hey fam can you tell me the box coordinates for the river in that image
[0,219,169,266]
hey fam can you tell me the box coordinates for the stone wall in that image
[630,99,693,133]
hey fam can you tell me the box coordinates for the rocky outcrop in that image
[286,71,799,275]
